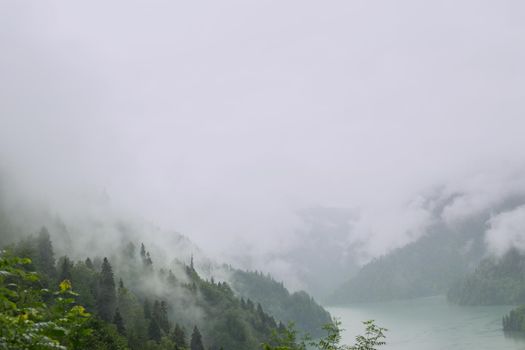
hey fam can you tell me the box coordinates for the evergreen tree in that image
[113,307,126,335]
[171,324,187,349]
[148,319,162,343]
[144,298,152,319]
[159,300,170,334]
[149,299,170,335]
[140,243,153,268]
[153,300,161,324]
[145,252,153,267]
[257,303,266,321]
[190,326,205,350]
[257,302,264,314]
[58,256,73,282]
[36,226,56,279]
[85,257,94,269]
[97,257,117,321]
[140,243,146,259]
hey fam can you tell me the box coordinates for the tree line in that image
[0,226,387,349]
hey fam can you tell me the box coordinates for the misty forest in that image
[2,1,525,350]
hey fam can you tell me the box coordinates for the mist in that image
[2,0,525,292]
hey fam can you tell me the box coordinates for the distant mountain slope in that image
[227,269,332,337]
[327,194,525,304]
[448,248,525,305]
[277,207,360,299]
[328,224,485,304]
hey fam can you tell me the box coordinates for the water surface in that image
[327,296,525,350]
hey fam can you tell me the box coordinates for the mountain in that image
[328,221,486,304]
[222,206,361,301]
[227,268,332,337]
[326,194,525,304]
[0,203,332,349]
[7,230,280,350]
[448,247,525,305]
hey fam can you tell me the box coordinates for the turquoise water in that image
[327,296,525,350]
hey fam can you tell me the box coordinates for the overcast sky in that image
[1,1,525,263]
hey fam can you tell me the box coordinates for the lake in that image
[327,296,525,350]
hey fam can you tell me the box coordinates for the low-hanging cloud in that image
[485,206,525,256]
[1,0,525,287]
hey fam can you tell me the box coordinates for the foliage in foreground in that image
[262,319,387,350]
[0,254,93,349]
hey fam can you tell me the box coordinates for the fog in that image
[1,1,525,290]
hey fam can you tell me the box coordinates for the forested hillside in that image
[0,220,338,349]
[1,228,290,349]
[0,244,385,350]
[448,248,525,305]
[328,223,485,304]
[327,195,525,304]
[228,269,331,337]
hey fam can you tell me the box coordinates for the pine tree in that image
[257,303,265,319]
[113,308,126,335]
[85,257,94,269]
[190,326,205,350]
[58,256,73,282]
[171,324,187,349]
[145,252,153,267]
[148,319,162,343]
[149,299,170,334]
[159,300,170,334]
[36,226,56,279]
[153,300,161,323]
[97,257,117,321]
[144,298,152,319]
[140,243,146,259]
